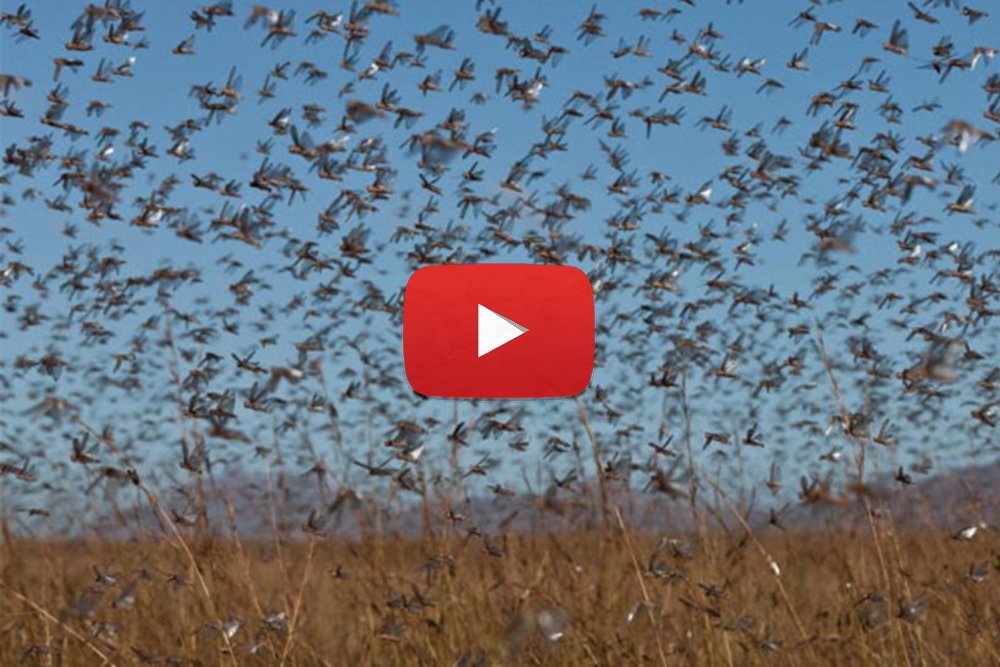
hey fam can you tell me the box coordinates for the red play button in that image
[403,264,595,398]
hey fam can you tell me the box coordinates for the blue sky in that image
[2,0,1000,527]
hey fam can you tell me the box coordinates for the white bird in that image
[954,521,987,541]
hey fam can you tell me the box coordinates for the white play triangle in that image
[478,304,528,357]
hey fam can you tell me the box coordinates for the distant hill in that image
[28,457,1000,540]
[758,458,1000,533]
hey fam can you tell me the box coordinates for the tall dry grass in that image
[3,509,999,666]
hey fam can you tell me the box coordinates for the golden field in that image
[2,512,999,666]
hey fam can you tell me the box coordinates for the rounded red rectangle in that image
[403,264,595,399]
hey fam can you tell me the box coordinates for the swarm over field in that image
[2,0,1000,665]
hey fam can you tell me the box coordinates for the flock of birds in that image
[1,0,1000,541]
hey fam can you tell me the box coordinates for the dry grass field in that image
[3,509,999,666]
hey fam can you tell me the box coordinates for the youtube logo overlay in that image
[403,264,595,399]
